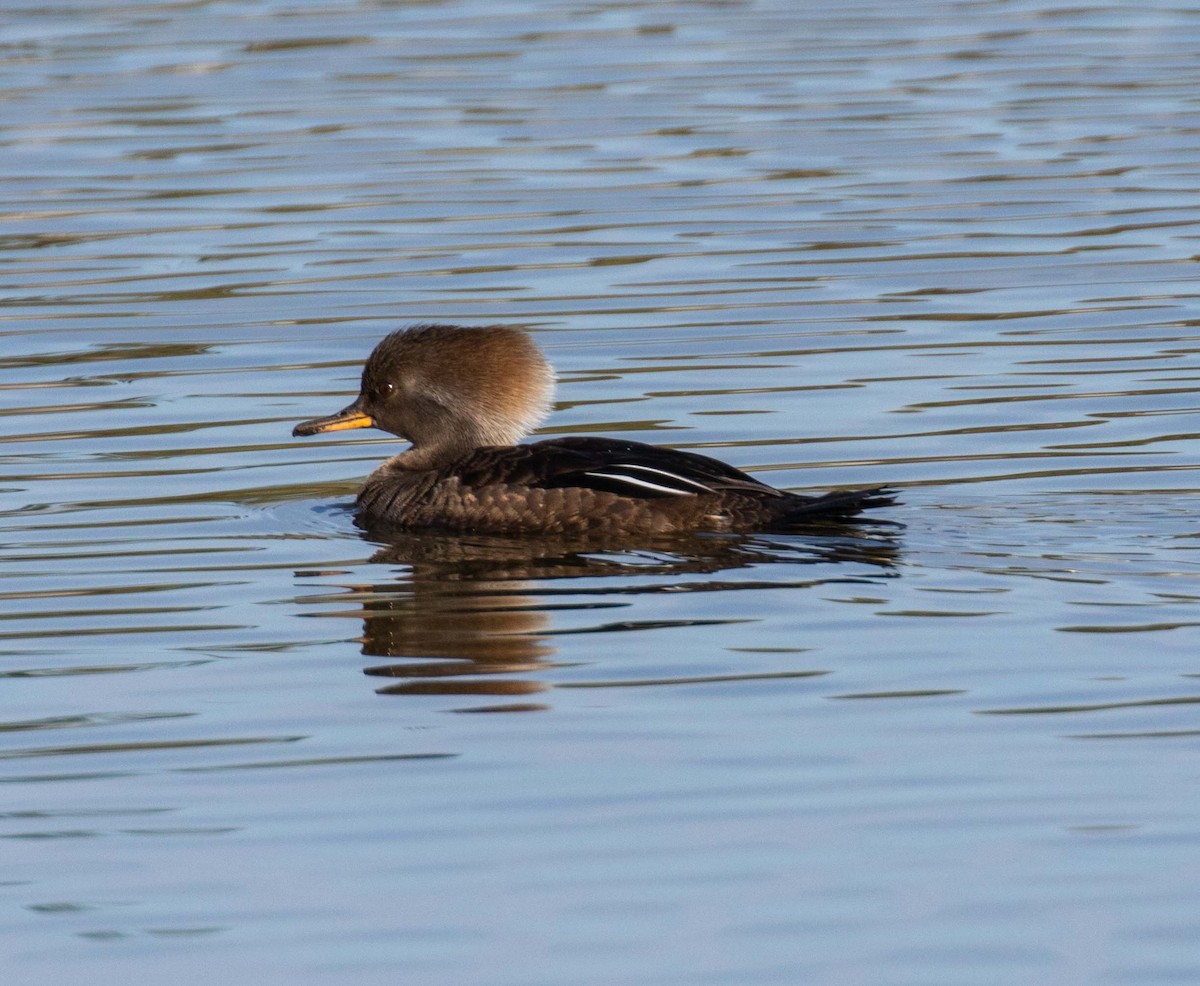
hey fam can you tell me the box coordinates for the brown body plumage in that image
[293,324,895,535]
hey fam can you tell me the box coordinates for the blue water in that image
[2,1,1200,983]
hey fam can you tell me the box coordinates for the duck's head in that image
[293,324,555,464]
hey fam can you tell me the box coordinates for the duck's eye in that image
[378,381,396,399]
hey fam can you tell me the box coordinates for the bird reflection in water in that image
[299,527,901,712]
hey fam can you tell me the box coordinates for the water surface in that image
[3,1,1200,983]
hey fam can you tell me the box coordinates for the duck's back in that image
[355,436,893,536]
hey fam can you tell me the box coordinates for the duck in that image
[292,324,895,536]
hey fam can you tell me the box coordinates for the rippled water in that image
[3,1,1200,983]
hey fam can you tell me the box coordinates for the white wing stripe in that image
[583,464,714,497]
[614,464,714,492]
[583,472,698,496]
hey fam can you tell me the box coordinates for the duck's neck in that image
[387,410,527,472]
[388,444,469,471]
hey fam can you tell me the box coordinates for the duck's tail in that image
[774,486,899,527]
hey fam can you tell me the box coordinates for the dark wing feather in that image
[451,436,784,500]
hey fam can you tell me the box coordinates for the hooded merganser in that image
[293,324,895,535]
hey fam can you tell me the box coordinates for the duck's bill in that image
[292,403,375,437]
